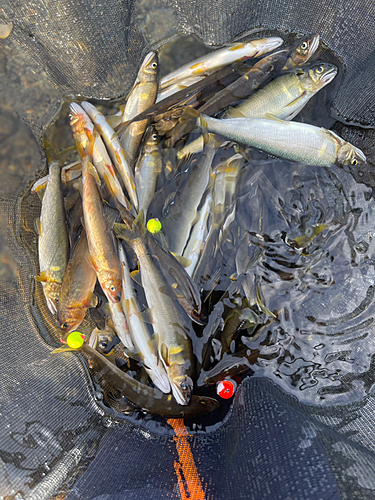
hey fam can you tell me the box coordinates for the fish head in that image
[43,281,61,315]
[57,307,86,336]
[143,126,160,153]
[289,34,320,67]
[100,272,122,303]
[69,103,86,135]
[303,62,337,90]
[337,143,367,167]
[169,367,193,405]
[89,327,118,354]
[139,51,159,83]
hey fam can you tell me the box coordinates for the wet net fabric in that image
[1,0,375,498]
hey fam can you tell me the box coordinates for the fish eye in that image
[62,322,69,330]
[151,62,157,68]
[99,341,107,349]
[109,285,116,292]
[300,41,308,50]
[180,382,187,390]
[351,158,358,165]
[152,133,158,140]
[315,66,324,74]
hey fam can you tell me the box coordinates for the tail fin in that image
[114,210,146,243]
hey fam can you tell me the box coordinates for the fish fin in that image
[44,140,77,164]
[264,113,286,123]
[226,107,245,118]
[284,92,307,108]
[113,223,136,243]
[171,253,192,268]
[52,346,78,353]
[102,204,120,229]
[121,147,132,167]
[179,107,200,122]
[256,282,276,318]
[87,161,101,186]
[130,269,142,287]
[32,176,48,198]
[105,115,122,129]
[233,144,250,161]
[159,284,180,299]
[139,307,153,324]
[35,270,48,282]
[84,292,98,308]
[159,343,170,366]
[133,210,147,238]
[34,217,41,236]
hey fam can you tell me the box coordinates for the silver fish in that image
[202,115,366,167]
[119,242,170,393]
[160,37,283,90]
[36,162,69,314]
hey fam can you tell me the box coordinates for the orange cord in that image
[168,418,206,500]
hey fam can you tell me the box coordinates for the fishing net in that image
[1,0,375,498]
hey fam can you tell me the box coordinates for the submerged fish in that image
[81,157,122,302]
[162,134,219,256]
[35,161,69,314]
[57,229,97,336]
[114,212,195,405]
[202,115,367,167]
[53,344,219,417]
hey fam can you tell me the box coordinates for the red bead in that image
[217,379,237,399]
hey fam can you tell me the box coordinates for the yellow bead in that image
[67,331,85,349]
[147,218,162,234]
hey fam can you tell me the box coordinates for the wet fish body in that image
[69,103,130,210]
[119,52,159,165]
[81,101,138,210]
[81,157,122,302]
[36,162,69,314]
[225,62,337,120]
[56,229,97,335]
[202,115,366,167]
[160,37,283,90]
[135,127,162,218]
[114,213,194,405]
[119,242,170,393]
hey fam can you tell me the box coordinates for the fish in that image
[119,242,170,393]
[283,34,320,69]
[105,301,134,350]
[81,101,138,210]
[156,76,206,103]
[134,127,162,218]
[224,61,337,120]
[114,211,195,405]
[81,157,122,302]
[114,201,202,322]
[35,161,69,315]
[182,187,213,277]
[69,103,130,210]
[201,115,367,167]
[56,229,98,336]
[198,50,288,116]
[53,344,219,417]
[159,37,283,90]
[118,52,159,165]
[193,154,243,289]
[161,134,219,256]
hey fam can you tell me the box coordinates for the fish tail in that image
[133,209,147,238]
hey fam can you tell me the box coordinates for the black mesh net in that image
[1,1,375,498]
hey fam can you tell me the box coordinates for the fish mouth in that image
[143,51,157,67]
[262,37,284,52]
[69,102,84,116]
[308,34,320,56]
[46,297,58,315]
[321,67,338,84]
